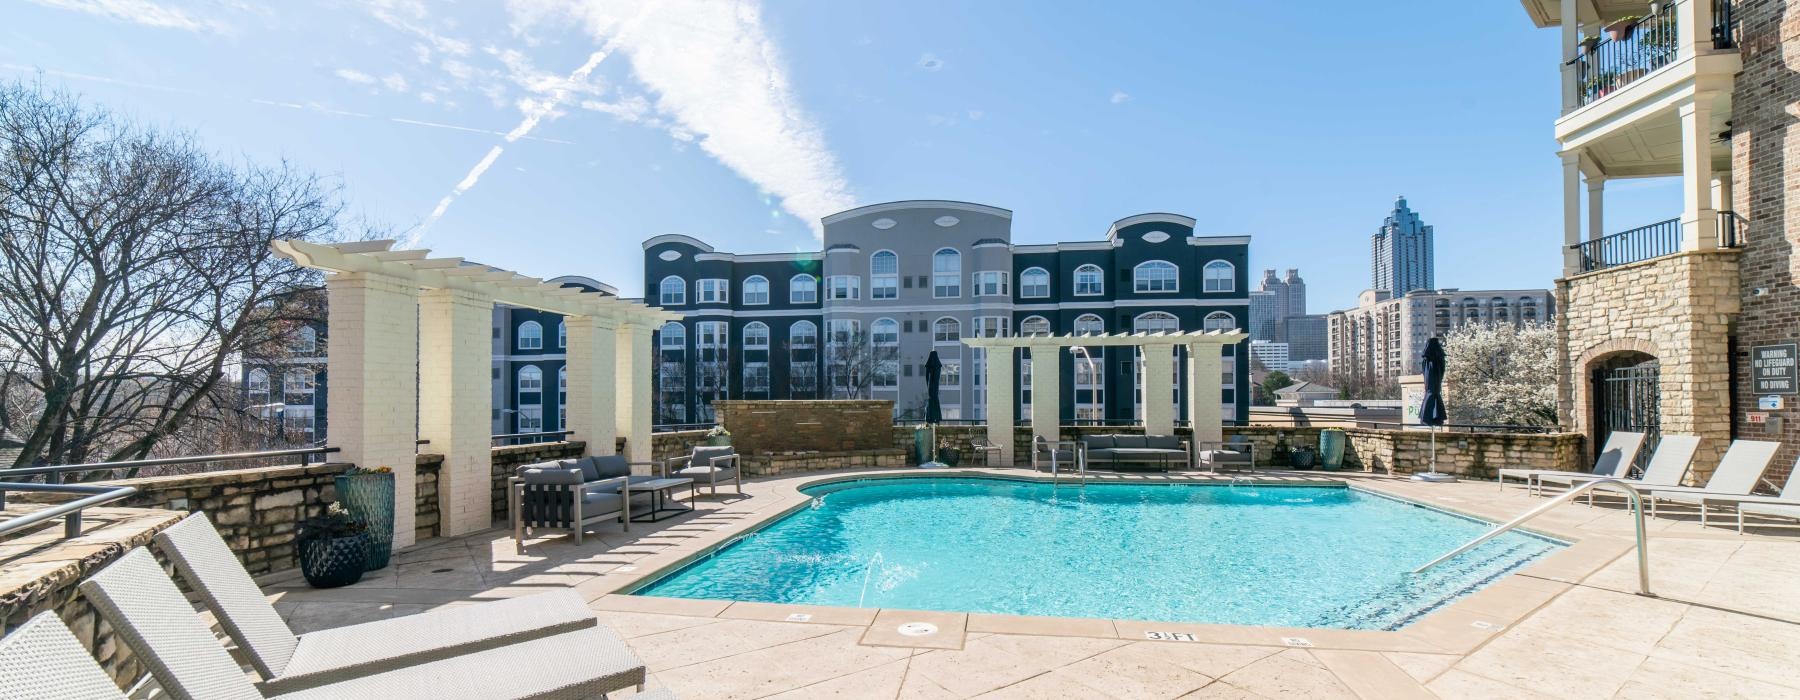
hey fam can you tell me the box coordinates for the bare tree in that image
[0,80,341,469]
[822,328,898,399]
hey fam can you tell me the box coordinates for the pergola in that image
[961,330,1246,465]
[272,240,679,546]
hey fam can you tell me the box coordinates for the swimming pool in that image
[634,478,1563,630]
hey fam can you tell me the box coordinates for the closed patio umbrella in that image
[1413,337,1456,482]
[922,351,946,468]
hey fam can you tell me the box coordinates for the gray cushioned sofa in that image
[1079,434,1190,472]
[511,454,661,548]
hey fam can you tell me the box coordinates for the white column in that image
[1677,0,1716,59]
[1679,96,1719,251]
[417,288,493,537]
[984,347,1015,466]
[325,272,420,548]
[1712,174,1734,213]
[1559,0,1579,113]
[1029,347,1060,446]
[565,314,618,457]
[615,321,655,463]
[1586,174,1605,241]
[1562,151,1585,275]
[1141,344,1175,436]
[1185,343,1223,450]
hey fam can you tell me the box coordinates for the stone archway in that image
[1571,338,1661,464]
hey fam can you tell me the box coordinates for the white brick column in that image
[984,348,1015,466]
[1678,96,1719,251]
[615,322,655,463]
[1586,174,1605,241]
[417,287,493,537]
[1677,0,1716,59]
[325,272,421,547]
[1185,343,1223,450]
[1558,0,1578,114]
[1029,348,1059,445]
[1142,344,1175,436]
[1562,150,1584,275]
[566,314,619,457]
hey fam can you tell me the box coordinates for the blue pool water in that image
[635,478,1563,630]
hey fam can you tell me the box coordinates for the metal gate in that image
[1598,362,1661,474]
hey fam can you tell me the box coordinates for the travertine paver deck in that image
[259,467,1800,699]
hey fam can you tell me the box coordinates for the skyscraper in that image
[1255,268,1309,342]
[1282,268,1306,316]
[1371,196,1434,296]
[1248,291,1278,341]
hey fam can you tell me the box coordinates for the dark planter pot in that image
[1288,446,1318,469]
[914,429,932,464]
[297,533,370,589]
[706,435,732,447]
[1318,429,1347,471]
[937,448,961,467]
[335,472,394,571]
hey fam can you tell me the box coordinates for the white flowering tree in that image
[1442,323,1559,427]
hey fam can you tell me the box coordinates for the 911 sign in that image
[1752,343,1799,395]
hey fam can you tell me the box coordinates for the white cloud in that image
[334,68,376,85]
[916,53,944,71]
[382,73,409,92]
[1110,90,1131,105]
[507,0,856,238]
[26,0,236,33]
[967,109,984,121]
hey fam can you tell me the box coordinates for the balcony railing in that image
[1574,211,1746,272]
[1571,1,1736,108]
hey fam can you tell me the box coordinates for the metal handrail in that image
[1412,478,1651,596]
[491,430,574,446]
[0,446,342,482]
[0,483,139,539]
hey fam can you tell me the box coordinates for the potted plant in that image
[333,465,394,571]
[912,423,932,464]
[1289,444,1318,469]
[705,425,732,447]
[1577,34,1600,54]
[936,437,961,466]
[1319,428,1348,471]
[296,503,370,589]
[1605,15,1640,41]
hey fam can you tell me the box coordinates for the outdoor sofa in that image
[511,453,663,547]
[1079,434,1189,472]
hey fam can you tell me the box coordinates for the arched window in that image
[871,318,899,346]
[518,321,543,350]
[1520,297,1539,322]
[659,276,686,305]
[517,365,543,393]
[932,248,961,297]
[1461,298,1481,322]
[790,274,817,303]
[1073,264,1104,296]
[1020,316,1052,337]
[870,251,898,299]
[1073,314,1104,335]
[557,320,566,348]
[659,322,685,350]
[789,320,817,348]
[1490,296,1509,322]
[743,276,770,305]
[1134,261,1178,293]
[1203,260,1235,292]
[743,322,770,349]
[246,368,269,397]
[289,326,317,354]
[1135,311,1180,333]
[1020,268,1050,298]
[1203,311,1236,331]
[933,317,961,343]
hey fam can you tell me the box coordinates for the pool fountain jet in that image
[858,552,887,607]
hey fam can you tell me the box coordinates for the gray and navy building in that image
[642,200,1252,426]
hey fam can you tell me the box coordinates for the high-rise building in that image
[1283,315,1329,362]
[1248,340,1290,374]
[1327,288,1554,381]
[1370,196,1434,296]
[1255,268,1308,342]
[1248,291,1278,341]
[1282,269,1306,317]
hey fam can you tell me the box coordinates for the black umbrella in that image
[924,350,943,425]
[1415,337,1455,482]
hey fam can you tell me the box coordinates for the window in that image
[659,361,686,390]
[872,318,899,346]
[940,360,961,387]
[826,275,860,300]
[557,367,567,429]
[659,276,686,305]
[974,316,1009,338]
[932,248,962,298]
[517,365,543,392]
[744,362,771,392]
[659,322,685,350]
[284,370,314,405]
[1020,316,1052,337]
[1019,267,1050,298]
[1074,264,1104,296]
[790,274,818,303]
[932,317,961,344]
[1074,314,1105,335]
[1520,297,1539,322]
[1135,312,1180,333]
[288,326,317,354]
[742,276,770,305]
[826,319,859,346]
[1203,260,1235,292]
[247,369,270,397]
[518,321,543,350]
[972,270,1009,297]
[873,356,898,390]
[1134,261,1179,293]
[1490,297,1509,322]
[870,251,898,300]
[695,321,729,396]
[517,406,542,432]
[743,322,770,349]
[697,278,729,303]
[790,320,818,348]
[1204,311,1236,331]
[557,321,566,348]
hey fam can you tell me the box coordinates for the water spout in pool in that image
[811,495,826,510]
[1228,477,1260,498]
[858,552,886,607]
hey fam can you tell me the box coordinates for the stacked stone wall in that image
[715,400,894,455]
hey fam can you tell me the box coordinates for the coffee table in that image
[621,478,695,522]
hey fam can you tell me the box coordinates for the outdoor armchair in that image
[1031,435,1084,475]
[153,513,597,694]
[1196,435,1257,473]
[79,549,649,700]
[511,458,631,549]
[969,437,1005,465]
[664,445,741,496]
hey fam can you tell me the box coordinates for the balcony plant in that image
[1605,15,1641,41]
[296,503,370,589]
[1577,35,1600,55]
[705,424,732,446]
[333,465,394,571]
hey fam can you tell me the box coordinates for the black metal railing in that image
[652,422,718,433]
[1573,2,1738,108]
[1575,217,1683,271]
[491,431,574,447]
[1719,210,1747,247]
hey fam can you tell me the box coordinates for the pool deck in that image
[261,468,1800,699]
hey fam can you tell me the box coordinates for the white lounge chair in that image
[1696,457,1800,532]
[79,549,650,700]
[152,513,601,693]
[1497,430,1644,493]
[1632,440,1781,525]
[0,612,130,700]
[1544,434,1700,504]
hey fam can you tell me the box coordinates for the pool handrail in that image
[1412,478,1650,596]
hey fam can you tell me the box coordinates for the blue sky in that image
[5,0,1679,312]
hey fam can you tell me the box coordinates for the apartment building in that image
[1327,288,1556,381]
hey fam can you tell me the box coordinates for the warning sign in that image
[1752,344,1799,395]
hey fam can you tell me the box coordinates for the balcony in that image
[1571,1,1737,109]
[1571,210,1745,272]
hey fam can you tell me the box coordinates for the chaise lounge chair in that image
[1693,456,1800,532]
[79,548,649,700]
[0,612,130,700]
[153,513,600,694]
[1630,439,1781,525]
[1541,434,1700,504]
[1496,430,1644,493]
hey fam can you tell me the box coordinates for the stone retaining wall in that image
[739,449,909,477]
[716,400,894,456]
